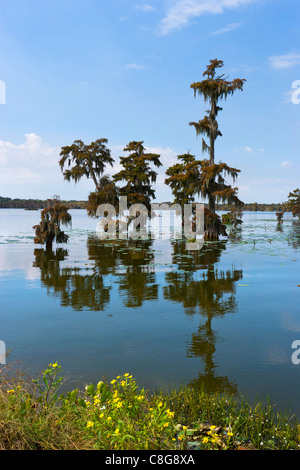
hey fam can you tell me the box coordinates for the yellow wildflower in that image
[203,437,209,444]
[86,421,94,428]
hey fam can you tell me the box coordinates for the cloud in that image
[0,133,59,169]
[243,146,254,153]
[280,160,292,168]
[135,3,156,11]
[126,63,148,70]
[209,22,241,36]
[268,52,300,70]
[157,0,258,35]
[237,146,265,154]
[146,146,178,201]
[0,134,73,199]
[239,176,292,200]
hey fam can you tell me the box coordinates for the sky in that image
[0,0,299,204]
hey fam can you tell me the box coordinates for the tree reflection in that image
[33,238,243,395]
[87,236,158,308]
[288,220,300,250]
[33,247,111,311]
[33,236,159,311]
[164,240,242,394]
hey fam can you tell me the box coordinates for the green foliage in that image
[0,196,87,209]
[87,175,119,217]
[32,362,64,407]
[164,60,245,240]
[287,189,300,219]
[81,373,177,450]
[165,154,200,205]
[59,139,114,191]
[1,363,300,450]
[113,141,162,211]
[186,59,245,239]
[32,197,72,248]
[222,209,243,228]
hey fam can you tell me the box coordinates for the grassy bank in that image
[0,362,299,450]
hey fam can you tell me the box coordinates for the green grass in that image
[0,362,300,450]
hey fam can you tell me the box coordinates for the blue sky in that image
[0,0,299,203]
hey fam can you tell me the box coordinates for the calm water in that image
[0,209,300,417]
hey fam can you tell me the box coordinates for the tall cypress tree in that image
[189,59,246,239]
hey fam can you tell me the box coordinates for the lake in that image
[0,208,300,417]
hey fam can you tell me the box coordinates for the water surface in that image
[0,209,300,417]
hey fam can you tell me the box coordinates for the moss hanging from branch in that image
[189,59,246,240]
[33,197,72,249]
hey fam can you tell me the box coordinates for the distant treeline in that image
[215,202,287,212]
[0,196,287,212]
[0,197,87,209]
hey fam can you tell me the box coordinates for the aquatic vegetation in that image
[1,363,300,450]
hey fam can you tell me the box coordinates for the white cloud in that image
[209,22,241,36]
[135,3,156,11]
[157,0,258,35]
[0,134,73,199]
[268,52,300,70]
[126,63,148,70]
[237,146,265,154]
[0,133,59,169]
[280,160,292,168]
[238,175,294,202]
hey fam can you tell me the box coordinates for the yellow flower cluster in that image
[201,425,234,447]
[84,372,177,446]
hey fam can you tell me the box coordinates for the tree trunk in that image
[209,99,216,213]
[46,239,53,249]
